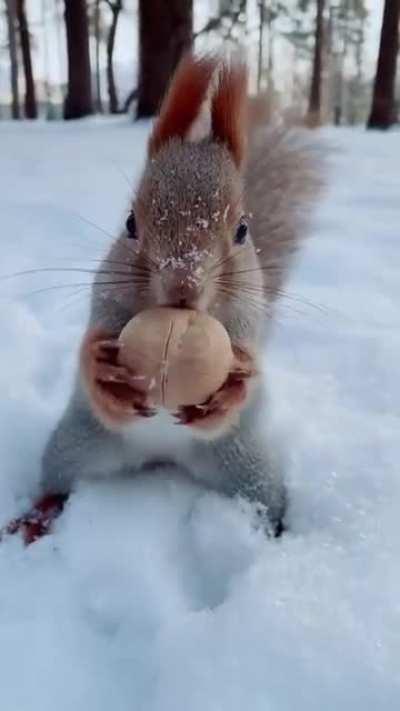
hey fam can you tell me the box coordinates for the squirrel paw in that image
[0,494,68,546]
[80,328,156,430]
[175,345,256,434]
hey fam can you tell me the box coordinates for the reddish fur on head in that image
[212,61,248,167]
[148,55,216,157]
[148,54,248,168]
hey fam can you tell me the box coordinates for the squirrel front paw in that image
[0,494,68,546]
[175,345,257,435]
[80,328,156,430]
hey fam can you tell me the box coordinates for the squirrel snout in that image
[160,269,204,310]
[164,281,202,310]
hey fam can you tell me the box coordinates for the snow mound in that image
[0,120,399,710]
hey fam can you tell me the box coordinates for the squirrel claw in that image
[136,406,157,418]
[175,375,248,433]
[81,329,155,430]
[173,405,203,425]
[96,340,120,362]
[0,493,68,546]
[175,345,256,433]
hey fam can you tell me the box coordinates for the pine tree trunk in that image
[367,0,400,129]
[266,5,275,103]
[63,0,93,119]
[257,1,264,92]
[307,0,325,126]
[94,0,103,112]
[107,0,122,114]
[5,0,20,119]
[16,0,37,119]
[136,0,193,119]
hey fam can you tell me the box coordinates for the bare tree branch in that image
[194,0,246,40]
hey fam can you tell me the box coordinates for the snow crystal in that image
[223,203,230,222]
[158,245,210,272]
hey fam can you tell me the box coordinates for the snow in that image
[1,118,399,710]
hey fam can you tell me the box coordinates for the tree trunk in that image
[107,0,122,113]
[63,0,93,119]
[351,14,366,125]
[16,0,37,119]
[367,0,400,129]
[307,0,325,126]
[335,2,349,127]
[266,4,275,103]
[256,1,264,92]
[5,0,20,119]
[136,0,193,119]
[94,0,103,112]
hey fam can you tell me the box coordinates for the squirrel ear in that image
[148,54,216,157]
[211,61,248,168]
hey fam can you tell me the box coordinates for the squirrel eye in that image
[125,212,137,239]
[234,218,248,245]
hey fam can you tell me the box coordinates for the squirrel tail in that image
[245,125,324,299]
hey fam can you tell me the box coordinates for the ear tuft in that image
[148,55,217,157]
[211,61,248,168]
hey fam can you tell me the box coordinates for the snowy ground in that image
[0,119,399,710]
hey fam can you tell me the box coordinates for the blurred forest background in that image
[0,0,399,129]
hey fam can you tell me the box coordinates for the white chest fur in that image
[121,409,195,468]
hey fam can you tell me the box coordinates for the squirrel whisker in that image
[56,257,149,271]
[71,212,118,244]
[16,279,149,299]
[216,286,313,322]
[70,213,158,274]
[217,266,330,315]
[0,267,141,282]
[218,264,286,278]
[111,161,135,191]
[217,278,329,316]
[207,246,251,278]
[215,285,270,314]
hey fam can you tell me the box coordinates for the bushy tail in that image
[245,126,324,299]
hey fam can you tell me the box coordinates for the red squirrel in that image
[39,55,320,537]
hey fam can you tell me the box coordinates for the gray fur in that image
[41,126,320,535]
[246,127,323,303]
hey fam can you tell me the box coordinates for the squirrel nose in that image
[166,281,199,309]
[163,271,201,309]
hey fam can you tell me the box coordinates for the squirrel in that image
[41,55,320,537]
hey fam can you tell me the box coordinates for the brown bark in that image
[94,0,103,112]
[307,0,325,126]
[16,0,37,119]
[5,0,20,119]
[63,0,93,119]
[257,1,264,92]
[367,0,400,129]
[136,0,193,119]
[106,0,122,113]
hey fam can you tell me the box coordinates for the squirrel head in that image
[122,55,262,321]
